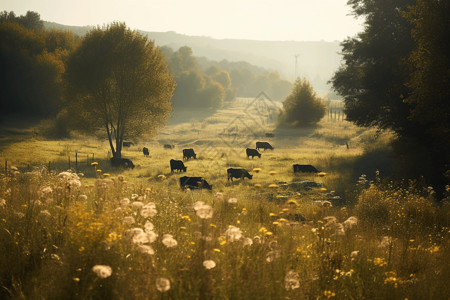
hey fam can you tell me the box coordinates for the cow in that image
[256,141,274,151]
[170,159,187,172]
[246,148,261,159]
[183,148,197,160]
[164,144,175,149]
[293,164,319,173]
[122,141,134,147]
[110,157,135,169]
[227,168,253,182]
[180,176,212,190]
[143,147,149,157]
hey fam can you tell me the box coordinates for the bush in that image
[278,78,326,127]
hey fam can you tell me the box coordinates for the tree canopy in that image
[278,78,326,127]
[331,0,450,195]
[65,23,175,158]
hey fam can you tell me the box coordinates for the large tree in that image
[331,0,449,195]
[65,23,175,158]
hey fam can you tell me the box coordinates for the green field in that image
[0,98,448,299]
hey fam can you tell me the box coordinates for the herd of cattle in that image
[111,141,322,190]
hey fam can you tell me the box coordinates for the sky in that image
[1,0,364,41]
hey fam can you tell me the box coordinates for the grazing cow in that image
[122,141,134,147]
[180,176,212,190]
[293,164,319,173]
[170,159,187,172]
[110,157,135,169]
[183,148,197,160]
[164,144,175,149]
[256,141,274,151]
[227,168,253,182]
[246,148,261,159]
[143,147,149,157]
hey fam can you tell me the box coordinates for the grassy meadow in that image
[0,98,449,299]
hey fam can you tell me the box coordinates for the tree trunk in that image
[106,123,116,158]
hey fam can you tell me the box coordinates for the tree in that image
[331,0,449,195]
[65,23,175,159]
[278,78,326,127]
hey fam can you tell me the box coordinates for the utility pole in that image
[294,54,300,81]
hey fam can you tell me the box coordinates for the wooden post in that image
[68,156,71,169]
[92,153,95,161]
[4,160,7,175]
[75,152,78,167]
[87,155,89,166]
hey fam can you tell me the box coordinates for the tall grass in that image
[1,168,448,299]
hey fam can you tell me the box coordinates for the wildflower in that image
[38,210,51,220]
[203,260,216,270]
[141,203,157,218]
[79,194,88,201]
[269,184,278,188]
[269,170,277,175]
[259,227,268,234]
[0,198,5,208]
[287,199,298,206]
[317,172,327,177]
[136,244,155,255]
[272,221,280,226]
[253,236,261,243]
[373,257,387,267]
[131,201,144,209]
[379,236,392,248]
[218,236,227,245]
[147,230,158,243]
[194,201,205,210]
[73,277,80,282]
[195,203,213,219]
[227,197,238,204]
[90,162,98,166]
[213,248,221,253]
[162,234,178,248]
[41,186,53,195]
[155,277,170,292]
[120,198,130,206]
[320,187,327,192]
[284,270,300,290]
[243,237,253,246]
[132,231,150,244]
[254,183,262,188]
[157,174,167,180]
[215,192,224,200]
[264,231,273,236]
[266,250,279,262]
[96,169,102,174]
[343,216,358,230]
[123,216,136,225]
[351,250,359,259]
[225,226,243,242]
[269,213,278,217]
[322,200,332,207]
[323,290,336,298]
[92,265,112,278]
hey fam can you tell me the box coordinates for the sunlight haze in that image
[1,0,363,41]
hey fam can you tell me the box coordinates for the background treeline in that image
[0,11,292,121]
[0,11,79,118]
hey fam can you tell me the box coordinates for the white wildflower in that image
[162,234,178,248]
[120,198,130,207]
[343,216,358,230]
[227,197,238,204]
[203,260,216,270]
[131,201,144,209]
[144,221,154,233]
[147,230,158,243]
[136,244,155,255]
[215,192,224,200]
[351,250,359,259]
[284,270,300,290]
[243,237,253,247]
[141,203,157,218]
[131,194,139,200]
[123,216,136,225]
[156,277,170,292]
[266,250,280,262]
[193,201,205,211]
[92,265,112,278]
[225,226,242,242]
[79,194,88,201]
[133,231,150,244]
[195,203,213,219]
[0,198,6,208]
[379,236,392,248]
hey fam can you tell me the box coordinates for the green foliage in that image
[278,78,326,127]
[331,0,449,196]
[165,47,225,110]
[65,22,175,158]
[0,10,43,31]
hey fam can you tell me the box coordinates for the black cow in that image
[256,141,274,151]
[143,147,149,157]
[183,148,197,160]
[246,148,261,159]
[180,176,212,190]
[110,157,135,169]
[227,168,253,182]
[293,164,319,173]
[170,159,187,172]
[123,141,134,147]
[164,144,175,149]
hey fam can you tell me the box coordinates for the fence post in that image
[76,152,78,168]
[92,153,95,161]
[68,156,71,169]
[4,160,7,175]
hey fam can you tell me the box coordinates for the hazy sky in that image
[1,0,363,41]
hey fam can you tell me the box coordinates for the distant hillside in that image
[44,21,342,93]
